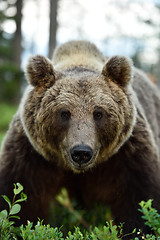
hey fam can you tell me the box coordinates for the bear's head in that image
[20,54,136,172]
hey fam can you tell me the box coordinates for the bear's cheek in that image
[37,114,69,150]
[22,107,70,162]
[95,115,123,162]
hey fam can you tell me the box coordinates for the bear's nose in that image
[70,145,93,165]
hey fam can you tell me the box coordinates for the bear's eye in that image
[60,110,71,121]
[93,110,103,121]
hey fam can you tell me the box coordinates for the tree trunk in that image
[48,0,58,59]
[13,0,22,68]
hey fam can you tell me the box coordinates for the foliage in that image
[50,188,112,235]
[0,0,23,102]
[1,183,160,239]
[139,199,160,239]
[0,102,17,145]
[20,221,64,240]
[0,182,27,239]
[0,63,24,102]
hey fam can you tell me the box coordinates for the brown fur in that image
[1,40,160,239]
[26,55,56,88]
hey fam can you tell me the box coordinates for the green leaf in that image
[0,209,8,219]
[2,195,12,208]
[15,192,27,203]
[9,215,20,219]
[10,204,21,215]
[13,183,23,195]
[132,228,136,233]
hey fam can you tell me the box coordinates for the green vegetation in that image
[0,183,160,239]
[0,102,17,145]
[0,0,24,103]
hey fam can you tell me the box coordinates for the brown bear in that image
[1,40,160,238]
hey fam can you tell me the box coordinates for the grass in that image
[0,102,17,146]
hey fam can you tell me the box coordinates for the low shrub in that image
[0,183,160,239]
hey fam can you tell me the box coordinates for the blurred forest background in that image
[0,0,160,144]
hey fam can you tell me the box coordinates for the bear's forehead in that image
[44,73,119,113]
[51,72,109,96]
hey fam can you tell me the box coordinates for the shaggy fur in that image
[1,40,160,239]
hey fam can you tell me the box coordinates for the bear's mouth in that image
[70,159,94,172]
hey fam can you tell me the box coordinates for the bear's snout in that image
[70,145,93,165]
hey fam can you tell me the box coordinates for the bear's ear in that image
[102,56,133,87]
[26,55,56,88]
